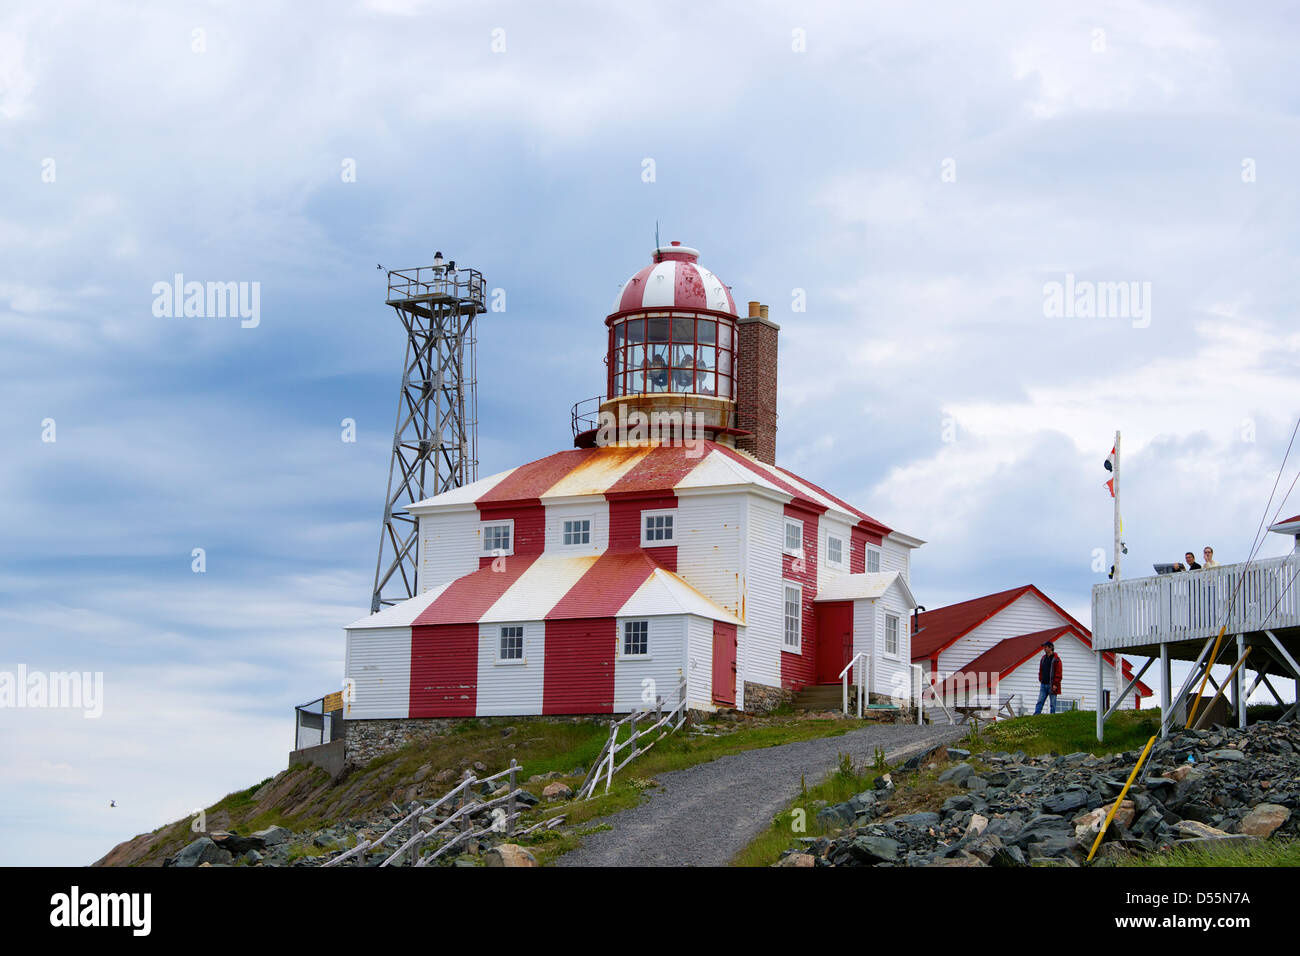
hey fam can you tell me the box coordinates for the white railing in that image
[576,679,689,800]
[840,652,871,718]
[1092,552,1300,651]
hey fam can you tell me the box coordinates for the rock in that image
[1163,764,1194,782]
[874,773,894,791]
[964,776,988,792]
[313,833,340,849]
[964,834,1005,864]
[529,771,565,783]
[248,827,289,848]
[542,781,574,801]
[1206,749,1247,763]
[433,768,456,784]
[1042,788,1090,814]
[1113,800,1137,829]
[473,761,488,773]
[775,852,816,867]
[892,811,941,828]
[849,835,901,864]
[515,790,540,807]
[938,763,974,785]
[484,844,537,867]
[1072,807,1108,840]
[1174,820,1232,840]
[1239,803,1290,838]
[817,803,857,829]
[209,831,264,855]
[942,795,974,814]
[947,748,971,760]
[927,852,986,866]
[166,837,233,868]
[966,813,989,837]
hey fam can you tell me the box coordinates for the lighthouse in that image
[338,239,923,734]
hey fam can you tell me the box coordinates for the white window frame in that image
[783,518,804,556]
[783,581,803,652]
[497,624,525,664]
[883,613,900,659]
[866,547,881,573]
[640,509,676,546]
[826,534,844,568]
[621,619,650,658]
[560,515,593,548]
[482,520,514,556]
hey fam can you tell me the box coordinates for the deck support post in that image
[1234,634,1247,729]
[1095,651,1105,742]
[1159,643,1171,738]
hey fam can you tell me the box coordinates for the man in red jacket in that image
[1033,641,1063,715]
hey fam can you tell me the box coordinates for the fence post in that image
[506,759,518,837]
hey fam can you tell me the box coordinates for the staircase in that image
[792,684,845,712]
[791,684,900,721]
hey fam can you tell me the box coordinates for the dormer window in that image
[642,510,675,546]
[482,521,513,554]
[784,518,804,555]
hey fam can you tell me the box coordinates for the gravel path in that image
[554,721,964,867]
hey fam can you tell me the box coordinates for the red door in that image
[815,601,854,684]
[712,621,737,705]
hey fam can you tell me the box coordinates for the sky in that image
[2,0,1299,866]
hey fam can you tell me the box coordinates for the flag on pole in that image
[1104,447,1116,472]
[1106,478,1115,498]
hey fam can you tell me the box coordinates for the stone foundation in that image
[343,718,458,769]
[743,681,794,715]
[341,714,611,769]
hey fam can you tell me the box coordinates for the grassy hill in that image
[94,710,874,866]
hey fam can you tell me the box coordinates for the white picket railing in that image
[1091,552,1300,651]
[840,652,870,717]
[576,679,689,800]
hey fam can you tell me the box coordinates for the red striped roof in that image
[413,554,540,626]
[547,551,661,620]
[911,585,1041,661]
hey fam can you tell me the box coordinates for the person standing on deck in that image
[1202,546,1219,568]
[1034,641,1063,715]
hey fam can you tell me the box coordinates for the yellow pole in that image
[1086,734,1157,863]
[1185,626,1226,729]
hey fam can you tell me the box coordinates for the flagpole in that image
[1113,430,1121,581]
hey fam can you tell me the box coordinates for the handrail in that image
[841,652,868,718]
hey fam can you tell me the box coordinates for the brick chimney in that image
[735,300,779,464]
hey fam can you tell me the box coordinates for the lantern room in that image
[598,242,743,445]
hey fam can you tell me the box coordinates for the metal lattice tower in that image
[371,255,486,612]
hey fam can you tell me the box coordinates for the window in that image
[483,522,513,554]
[784,519,804,554]
[866,548,881,573]
[608,313,738,400]
[642,510,675,545]
[499,625,524,661]
[827,535,843,567]
[783,583,802,651]
[562,518,591,546]
[884,614,899,657]
[622,620,649,656]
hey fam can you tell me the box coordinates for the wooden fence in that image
[321,759,565,867]
[576,679,689,800]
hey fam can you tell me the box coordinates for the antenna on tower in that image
[654,221,661,262]
[370,258,487,613]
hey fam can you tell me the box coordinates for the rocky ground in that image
[777,720,1298,867]
[161,767,583,867]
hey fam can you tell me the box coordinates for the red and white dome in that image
[611,242,737,316]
